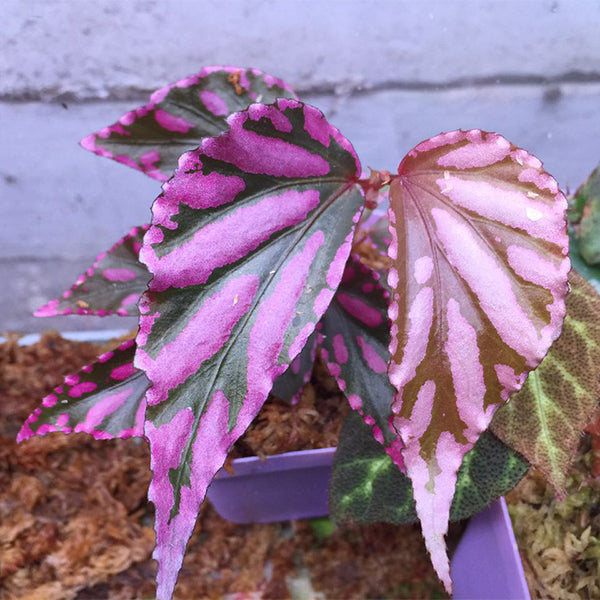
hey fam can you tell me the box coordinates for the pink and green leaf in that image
[81,67,297,181]
[34,225,150,318]
[318,255,396,447]
[491,271,600,496]
[17,339,148,442]
[330,411,529,524]
[387,130,569,592]
[271,330,317,404]
[135,100,364,600]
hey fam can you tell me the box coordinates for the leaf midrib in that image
[159,179,362,515]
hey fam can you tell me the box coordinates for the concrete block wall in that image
[3,0,600,332]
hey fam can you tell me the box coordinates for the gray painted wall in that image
[3,0,600,332]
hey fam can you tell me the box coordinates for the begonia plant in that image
[19,66,600,599]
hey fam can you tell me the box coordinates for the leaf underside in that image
[135,99,364,600]
[387,129,569,592]
[491,271,600,496]
[330,411,529,524]
[34,225,150,318]
[81,67,297,181]
[17,340,148,442]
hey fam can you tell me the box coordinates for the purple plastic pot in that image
[207,448,531,600]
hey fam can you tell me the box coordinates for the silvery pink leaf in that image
[322,256,529,525]
[135,100,364,600]
[17,340,148,442]
[81,67,297,181]
[387,130,569,592]
[34,225,150,318]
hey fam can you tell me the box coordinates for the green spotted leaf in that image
[330,411,529,524]
[81,67,296,181]
[135,100,364,600]
[331,412,415,524]
[491,271,600,496]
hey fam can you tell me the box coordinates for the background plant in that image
[18,67,600,599]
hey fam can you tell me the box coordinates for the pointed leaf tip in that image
[18,339,148,442]
[81,67,297,180]
[388,129,569,589]
[33,225,150,318]
[135,99,364,599]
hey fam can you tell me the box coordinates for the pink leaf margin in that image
[34,225,149,318]
[17,339,147,442]
[79,66,297,181]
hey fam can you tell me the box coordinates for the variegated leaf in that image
[17,340,148,441]
[34,225,150,318]
[318,255,396,447]
[81,67,296,181]
[271,330,317,404]
[491,271,600,496]
[572,164,600,265]
[330,412,529,524]
[387,130,569,592]
[135,100,364,600]
[330,412,414,524]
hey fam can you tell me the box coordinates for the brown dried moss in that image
[0,332,445,599]
[507,435,600,600]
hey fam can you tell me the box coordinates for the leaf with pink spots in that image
[318,255,395,446]
[135,100,364,600]
[271,330,317,404]
[387,130,569,593]
[17,340,148,442]
[34,225,150,318]
[81,67,297,181]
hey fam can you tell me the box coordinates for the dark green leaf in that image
[330,412,529,524]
